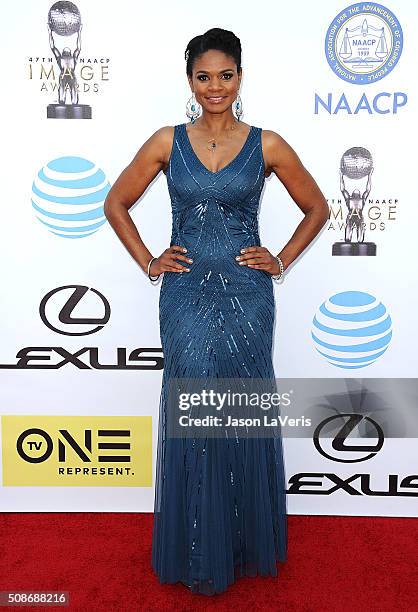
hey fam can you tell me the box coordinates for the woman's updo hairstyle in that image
[185,28,242,78]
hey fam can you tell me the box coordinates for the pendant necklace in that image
[206,120,238,153]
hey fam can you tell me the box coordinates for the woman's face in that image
[188,49,241,116]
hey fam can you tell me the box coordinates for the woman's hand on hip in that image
[150,245,193,275]
[235,246,281,276]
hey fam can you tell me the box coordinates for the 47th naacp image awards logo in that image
[27,1,111,118]
[31,156,110,238]
[311,291,392,369]
[325,2,403,84]
[327,146,398,255]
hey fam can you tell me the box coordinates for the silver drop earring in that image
[186,92,201,123]
[233,93,243,121]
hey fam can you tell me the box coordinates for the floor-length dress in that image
[151,122,288,595]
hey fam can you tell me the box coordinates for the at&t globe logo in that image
[311,291,392,369]
[31,156,111,238]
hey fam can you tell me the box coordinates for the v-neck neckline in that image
[182,123,254,176]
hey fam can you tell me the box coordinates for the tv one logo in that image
[288,414,418,497]
[2,416,152,487]
[17,428,131,464]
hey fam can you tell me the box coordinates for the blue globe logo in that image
[312,291,392,369]
[31,156,111,238]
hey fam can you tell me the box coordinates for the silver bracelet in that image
[271,255,285,282]
[147,257,160,282]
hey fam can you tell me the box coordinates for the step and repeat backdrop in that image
[1,1,417,515]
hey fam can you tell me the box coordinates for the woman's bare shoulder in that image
[138,126,176,169]
[261,128,302,174]
[147,125,175,148]
[261,129,290,150]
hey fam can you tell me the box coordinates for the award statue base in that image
[332,241,376,256]
[47,104,92,119]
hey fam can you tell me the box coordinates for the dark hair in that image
[185,28,242,78]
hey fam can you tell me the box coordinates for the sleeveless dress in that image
[151,123,288,595]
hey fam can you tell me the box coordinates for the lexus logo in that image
[0,284,163,370]
[313,414,384,463]
[39,285,110,336]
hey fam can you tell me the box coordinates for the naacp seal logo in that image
[325,2,403,84]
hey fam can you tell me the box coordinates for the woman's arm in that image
[262,130,330,271]
[104,126,191,275]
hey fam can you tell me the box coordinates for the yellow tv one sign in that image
[2,416,152,487]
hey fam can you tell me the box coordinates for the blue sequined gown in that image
[152,122,288,595]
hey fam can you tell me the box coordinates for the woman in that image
[104,28,329,595]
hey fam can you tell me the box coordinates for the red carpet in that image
[0,513,416,611]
